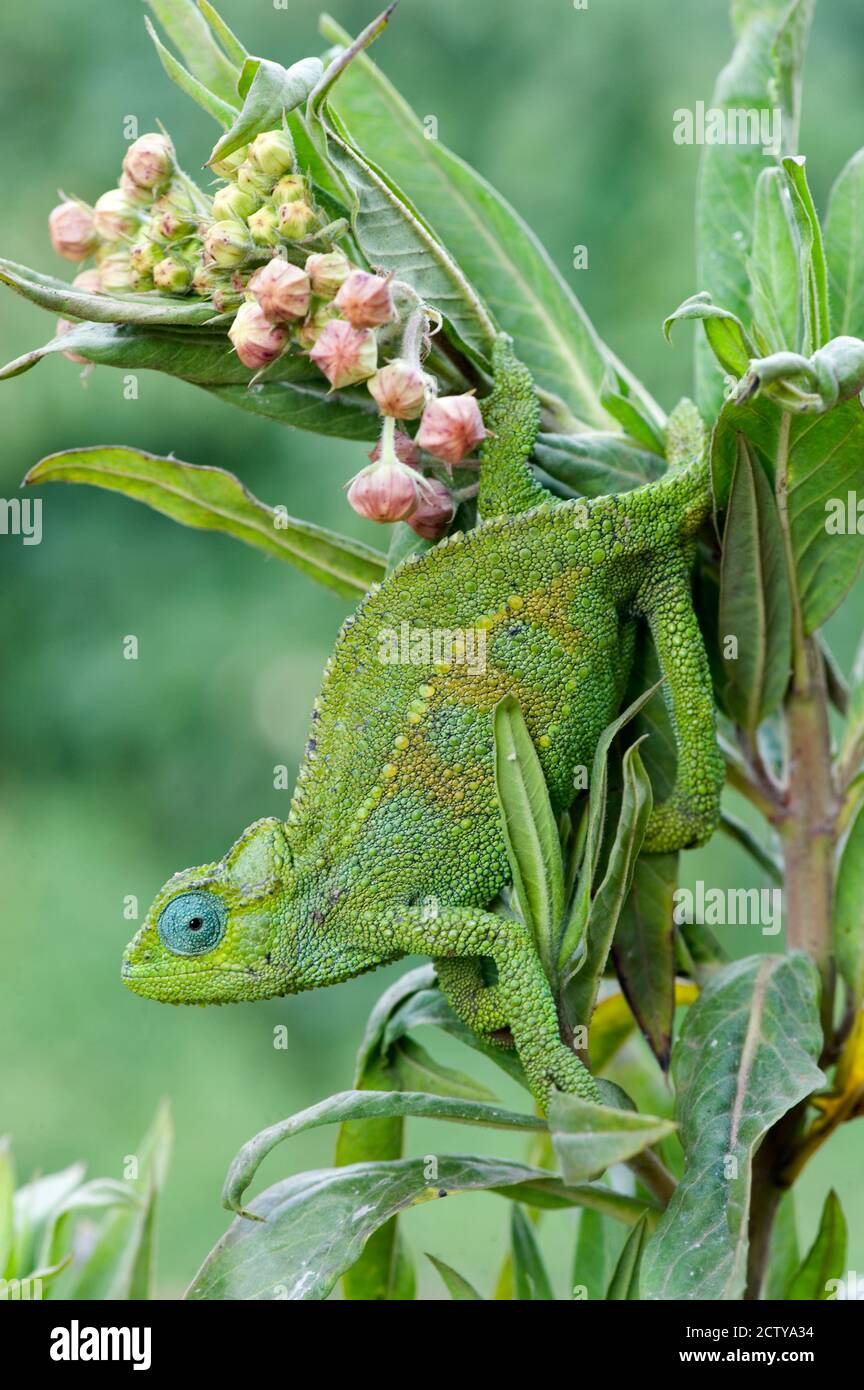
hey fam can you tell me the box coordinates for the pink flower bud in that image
[334,269,395,328]
[119,170,153,207]
[369,429,421,469]
[347,461,423,523]
[248,129,295,179]
[122,133,174,191]
[415,393,486,465]
[367,359,430,419]
[277,200,315,240]
[150,189,196,241]
[49,201,98,261]
[228,301,287,370]
[93,188,142,242]
[407,477,455,540]
[73,269,102,295]
[310,319,378,389]
[248,258,311,323]
[98,251,135,293]
[304,251,352,299]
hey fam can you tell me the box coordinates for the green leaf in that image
[833,801,864,1011]
[511,1205,554,1300]
[0,1140,13,1279]
[571,1203,627,1301]
[208,57,324,168]
[9,1163,85,1281]
[783,156,831,353]
[24,446,384,600]
[0,257,226,329]
[144,17,237,127]
[664,292,755,379]
[559,724,654,1001]
[533,433,664,499]
[548,1093,675,1185]
[719,436,792,729]
[385,982,528,1090]
[39,1179,141,1274]
[493,694,565,984]
[223,1090,545,1217]
[826,149,864,340]
[641,955,824,1301]
[748,167,802,353]
[600,371,665,454]
[605,1211,649,1300]
[191,1155,639,1301]
[196,0,248,68]
[426,1253,483,1300]
[612,853,677,1071]
[711,393,864,633]
[763,1190,800,1300]
[694,0,814,416]
[319,16,663,431]
[785,1190,847,1300]
[389,1037,495,1103]
[147,0,240,101]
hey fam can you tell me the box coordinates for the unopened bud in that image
[247,205,281,246]
[228,300,287,370]
[49,200,98,261]
[130,241,164,277]
[416,393,486,465]
[213,184,258,222]
[248,129,295,179]
[248,258,311,323]
[407,477,455,540]
[236,161,274,200]
[210,145,248,180]
[150,188,196,241]
[204,219,252,268]
[93,188,142,242]
[122,132,174,192]
[295,302,341,350]
[278,200,316,240]
[347,460,423,523]
[191,263,224,298]
[153,257,192,294]
[304,250,351,299]
[272,175,307,206]
[98,251,135,293]
[310,319,378,388]
[367,359,430,419]
[73,268,103,295]
[212,283,245,313]
[119,171,153,207]
[335,270,395,328]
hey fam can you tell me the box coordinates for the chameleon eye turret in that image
[157,891,226,957]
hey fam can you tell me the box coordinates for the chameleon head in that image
[121,817,296,1004]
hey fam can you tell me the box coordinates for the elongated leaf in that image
[386,982,527,1090]
[605,1212,649,1300]
[833,802,864,1010]
[493,695,564,983]
[426,1253,483,1300]
[147,0,240,101]
[641,954,824,1301]
[548,1093,675,1185]
[763,1190,800,1301]
[783,156,830,353]
[572,1203,627,1301]
[0,258,225,328]
[511,1205,554,1300]
[712,393,864,633]
[196,1,248,68]
[24,447,384,599]
[612,853,677,1070]
[719,436,792,728]
[748,167,802,353]
[664,292,755,378]
[191,1155,643,1301]
[208,57,323,167]
[144,17,237,126]
[0,1141,13,1279]
[785,1190,847,1300]
[321,16,664,431]
[389,1037,495,1102]
[826,148,864,340]
[9,1164,85,1280]
[695,0,814,415]
[838,628,864,775]
[533,432,664,500]
[224,1090,545,1217]
[40,1180,141,1273]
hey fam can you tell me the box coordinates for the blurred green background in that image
[2,0,863,1298]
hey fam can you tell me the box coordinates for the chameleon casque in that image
[122,337,724,1110]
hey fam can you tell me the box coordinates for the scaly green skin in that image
[123,338,724,1111]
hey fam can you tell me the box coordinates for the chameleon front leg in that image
[637,560,725,852]
[356,905,599,1108]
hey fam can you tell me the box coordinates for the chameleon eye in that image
[157,891,226,957]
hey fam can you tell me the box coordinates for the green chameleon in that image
[123,337,724,1111]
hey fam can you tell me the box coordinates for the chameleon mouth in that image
[121,959,281,1004]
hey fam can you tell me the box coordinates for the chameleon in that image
[122,336,724,1111]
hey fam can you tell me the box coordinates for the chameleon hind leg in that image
[362,905,599,1109]
[434,957,514,1047]
[637,559,725,851]
[477,336,552,520]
